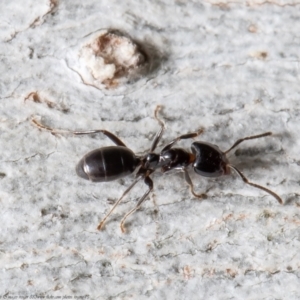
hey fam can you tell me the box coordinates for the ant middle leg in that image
[150,105,204,152]
[224,132,272,155]
[150,105,165,152]
[32,119,126,146]
[97,176,142,230]
[120,176,154,233]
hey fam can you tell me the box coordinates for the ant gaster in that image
[32,106,283,232]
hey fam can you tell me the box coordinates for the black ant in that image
[32,106,282,232]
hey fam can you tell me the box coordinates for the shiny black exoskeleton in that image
[32,106,283,232]
[76,146,139,182]
[191,142,229,177]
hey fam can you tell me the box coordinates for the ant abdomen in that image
[76,146,140,182]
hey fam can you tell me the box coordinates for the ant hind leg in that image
[31,118,126,146]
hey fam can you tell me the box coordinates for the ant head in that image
[143,153,160,169]
[191,142,230,178]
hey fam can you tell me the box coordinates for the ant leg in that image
[150,105,165,152]
[97,177,142,230]
[182,168,206,199]
[120,176,153,233]
[31,119,126,146]
[74,130,126,147]
[162,128,204,152]
[228,165,283,204]
[224,132,272,155]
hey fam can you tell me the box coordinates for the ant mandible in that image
[32,106,283,232]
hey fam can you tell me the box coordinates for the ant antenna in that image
[223,131,282,204]
[228,165,283,204]
[224,132,272,154]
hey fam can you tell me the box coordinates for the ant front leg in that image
[182,168,206,199]
[31,119,127,147]
[161,165,206,200]
[162,129,204,152]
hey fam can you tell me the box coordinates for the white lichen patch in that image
[77,30,147,89]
